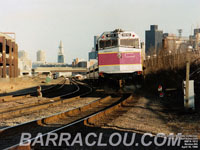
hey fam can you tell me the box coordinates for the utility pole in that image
[196,32,199,51]
[185,46,192,109]
[185,60,190,109]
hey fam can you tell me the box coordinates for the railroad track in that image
[0,78,92,120]
[0,94,133,150]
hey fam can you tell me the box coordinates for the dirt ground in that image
[0,76,62,94]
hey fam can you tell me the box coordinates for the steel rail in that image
[0,94,132,150]
[0,79,92,120]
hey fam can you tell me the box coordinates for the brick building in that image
[0,33,18,78]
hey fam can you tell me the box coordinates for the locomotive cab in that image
[88,29,143,93]
[97,29,143,93]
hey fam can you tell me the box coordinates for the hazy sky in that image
[0,0,200,63]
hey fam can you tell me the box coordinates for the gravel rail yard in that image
[0,97,100,128]
[0,94,130,149]
[90,93,200,139]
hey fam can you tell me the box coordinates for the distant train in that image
[87,29,144,93]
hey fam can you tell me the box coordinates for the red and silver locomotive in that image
[88,29,144,93]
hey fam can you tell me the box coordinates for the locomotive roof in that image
[98,29,139,39]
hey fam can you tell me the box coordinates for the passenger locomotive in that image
[87,29,144,93]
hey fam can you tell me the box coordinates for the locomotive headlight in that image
[117,53,122,59]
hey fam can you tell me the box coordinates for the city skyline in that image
[0,0,200,63]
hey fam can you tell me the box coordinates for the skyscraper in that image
[19,50,28,59]
[18,50,32,73]
[88,36,98,60]
[37,50,46,62]
[58,40,65,63]
[145,25,163,55]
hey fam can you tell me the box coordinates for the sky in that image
[0,0,200,64]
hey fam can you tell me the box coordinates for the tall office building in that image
[18,50,32,75]
[89,50,97,60]
[145,25,163,54]
[94,35,99,50]
[18,50,28,59]
[88,36,99,61]
[58,40,65,63]
[37,50,46,62]
[189,28,200,50]
[194,28,200,35]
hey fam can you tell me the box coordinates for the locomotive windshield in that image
[98,31,140,50]
[120,39,139,48]
[99,38,139,49]
[99,39,118,49]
